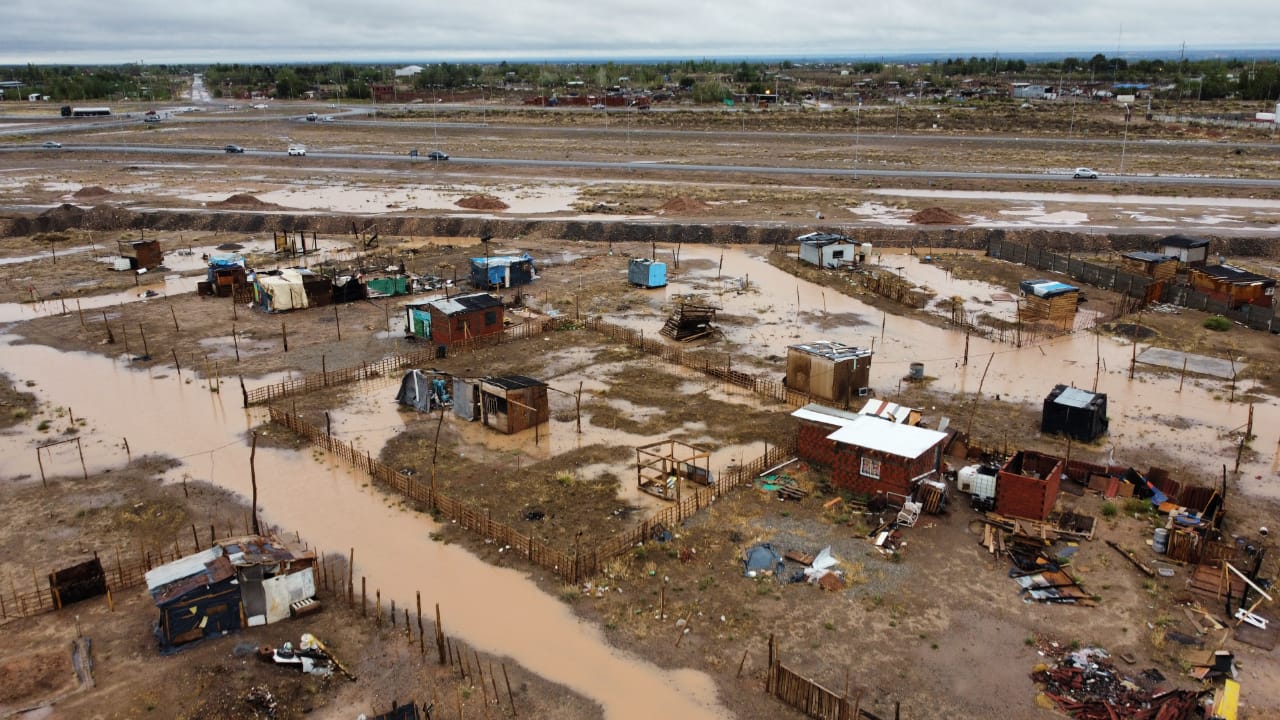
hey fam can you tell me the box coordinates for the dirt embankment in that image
[5,205,1279,258]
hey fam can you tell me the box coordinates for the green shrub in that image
[1101,501,1118,517]
[1203,316,1231,332]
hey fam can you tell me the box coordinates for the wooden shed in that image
[1019,280,1079,328]
[1158,235,1210,267]
[117,239,163,270]
[479,375,549,434]
[1187,265,1276,309]
[1120,251,1177,281]
[785,341,873,407]
[425,292,505,345]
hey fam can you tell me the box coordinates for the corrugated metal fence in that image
[987,237,1276,332]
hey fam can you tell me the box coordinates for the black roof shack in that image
[483,375,546,391]
[1195,264,1275,286]
[1160,234,1210,249]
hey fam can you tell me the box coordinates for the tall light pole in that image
[1119,103,1131,175]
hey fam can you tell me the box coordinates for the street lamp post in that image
[1119,104,1131,175]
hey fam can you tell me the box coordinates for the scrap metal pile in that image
[977,513,1095,605]
[1031,647,1203,719]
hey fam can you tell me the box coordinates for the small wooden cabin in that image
[479,375,549,434]
[1120,251,1177,281]
[1187,265,1276,309]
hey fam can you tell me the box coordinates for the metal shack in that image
[470,253,536,289]
[201,254,247,297]
[479,375,549,434]
[425,292,505,345]
[1158,235,1210,267]
[797,232,865,269]
[628,257,668,288]
[785,341,873,407]
[1187,264,1276,309]
[1040,385,1108,442]
[792,404,946,498]
[146,535,317,651]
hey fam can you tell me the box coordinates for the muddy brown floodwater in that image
[0,337,731,720]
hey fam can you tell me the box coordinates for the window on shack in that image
[484,310,498,325]
[860,456,881,479]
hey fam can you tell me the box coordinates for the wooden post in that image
[348,548,355,608]
[435,603,446,664]
[36,446,46,487]
[502,663,516,716]
[138,324,149,358]
[576,381,583,434]
[322,355,327,386]
[77,299,85,328]
[325,411,332,441]
[965,353,996,440]
[232,324,241,362]
[281,321,288,352]
[239,376,249,408]
[123,437,131,464]
[171,349,182,379]
[169,304,180,332]
[417,591,424,656]
[334,305,342,341]
[1178,357,1188,392]
[361,577,367,617]
[250,432,260,535]
[375,590,382,627]
[736,649,749,678]
[101,311,114,344]
[1129,339,1137,380]
[76,437,87,480]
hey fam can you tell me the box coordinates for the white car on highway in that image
[287,145,307,156]
[1072,167,1099,179]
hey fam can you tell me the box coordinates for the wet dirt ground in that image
[2,103,1279,719]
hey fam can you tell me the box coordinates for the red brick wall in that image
[798,419,941,498]
[996,458,1063,521]
[797,421,841,467]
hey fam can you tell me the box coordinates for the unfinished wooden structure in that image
[660,301,718,341]
[636,439,712,501]
[785,341,873,407]
[479,375,549,434]
[1019,281,1079,328]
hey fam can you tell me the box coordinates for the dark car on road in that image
[426,150,449,161]
[42,141,63,149]
[224,144,246,153]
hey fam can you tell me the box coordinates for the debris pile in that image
[212,193,276,208]
[659,196,710,214]
[909,207,967,225]
[455,194,509,210]
[1031,646,1202,719]
[72,186,113,199]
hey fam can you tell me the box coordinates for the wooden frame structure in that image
[636,439,712,501]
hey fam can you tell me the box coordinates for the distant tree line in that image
[2,56,1278,103]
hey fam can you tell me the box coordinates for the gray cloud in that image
[1,0,1276,64]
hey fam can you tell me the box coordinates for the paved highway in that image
[6,142,1280,190]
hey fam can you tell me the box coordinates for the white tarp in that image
[258,269,309,311]
[803,546,839,583]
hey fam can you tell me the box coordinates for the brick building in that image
[793,404,946,498]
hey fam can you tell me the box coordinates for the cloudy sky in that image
[3,0,1277,64]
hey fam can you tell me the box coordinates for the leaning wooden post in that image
[76,437,87,481]
[122,437,131,464]
[171,349,182,379]
[36,446,46,487]
[232,324,241,362]
[281,321,288,352]
[239,376,249,408]
[250,432,261,535]
[416,592,425,656]
[347,548,355,608]
[169,304,180,332]
[1178,357,1188,392]
[334,305,342,341]
[138,324,149,358]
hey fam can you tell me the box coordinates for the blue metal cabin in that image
[470,253,535,289]
[628,258,667,288]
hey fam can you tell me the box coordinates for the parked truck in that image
[956,463,999,511]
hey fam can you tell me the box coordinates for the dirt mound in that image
[211,193,275,208]
[455,195,509,210]
[38,203,86,221]
[659,196,710,214]
[72,186,113,199]
[910,207,968,225]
